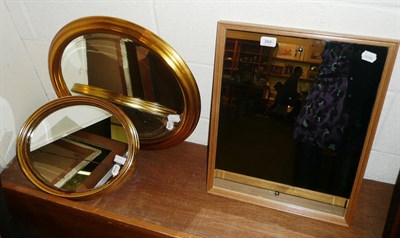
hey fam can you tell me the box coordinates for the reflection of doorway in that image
[125,42,184,112]
[85,34,128,94]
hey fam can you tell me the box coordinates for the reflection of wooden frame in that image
[31,137,102,187]
[208,21,399,226]
[67,130,128,190]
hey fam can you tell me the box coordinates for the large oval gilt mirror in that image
[207,21,399,226]
[49,16,200,149]
[17,96,139,199]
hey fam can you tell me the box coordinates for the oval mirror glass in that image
[17,96,139,199]
[49,16,201,149]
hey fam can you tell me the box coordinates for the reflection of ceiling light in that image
[77,170,91,176]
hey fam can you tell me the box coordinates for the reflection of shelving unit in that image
[223,39,238,71]
[267,40,325,95]
[223,38,324,84]
[222,37,325,105]
[268,58,319,94]
[223,39,273,78]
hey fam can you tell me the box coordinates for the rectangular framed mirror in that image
[207,21,399,226]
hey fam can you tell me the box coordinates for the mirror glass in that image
[62,34,184,140]
[49,17,200,149]
[30,105,126,192]
[18,96,139,199]
[207,21,399,225]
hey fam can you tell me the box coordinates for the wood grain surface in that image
[0,142,394,238]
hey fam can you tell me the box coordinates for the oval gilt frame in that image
[49,16,201,149]
[17,96,140,200]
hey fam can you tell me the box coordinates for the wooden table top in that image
[1,142,394,237]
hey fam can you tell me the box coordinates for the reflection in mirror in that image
[17,96,139,199]
[49,17,200,150]
[62,33,184,139]
[29,105,128,192]
[207,21,399,225]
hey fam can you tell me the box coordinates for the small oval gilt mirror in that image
[17,96,139,199]
[49,16,201,149]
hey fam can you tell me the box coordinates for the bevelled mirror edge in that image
[48,16,201,149]
[70,83,178,118]
[17,96,140,200]
[207,20,399,226]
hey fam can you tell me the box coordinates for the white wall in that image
[0,1,399,184]
[0,0,49,170]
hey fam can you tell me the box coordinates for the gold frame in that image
[71,83,177,117]
[207,21,399,226]
[48,16,201,149]
[17,96,140,200]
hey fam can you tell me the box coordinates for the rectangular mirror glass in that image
[207,21,399,226]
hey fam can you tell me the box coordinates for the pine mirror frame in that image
[17,96,140,200]
[207,21,399,226]
[48,16,201,149]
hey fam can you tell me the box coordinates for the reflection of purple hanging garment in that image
[293,42,354,150]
